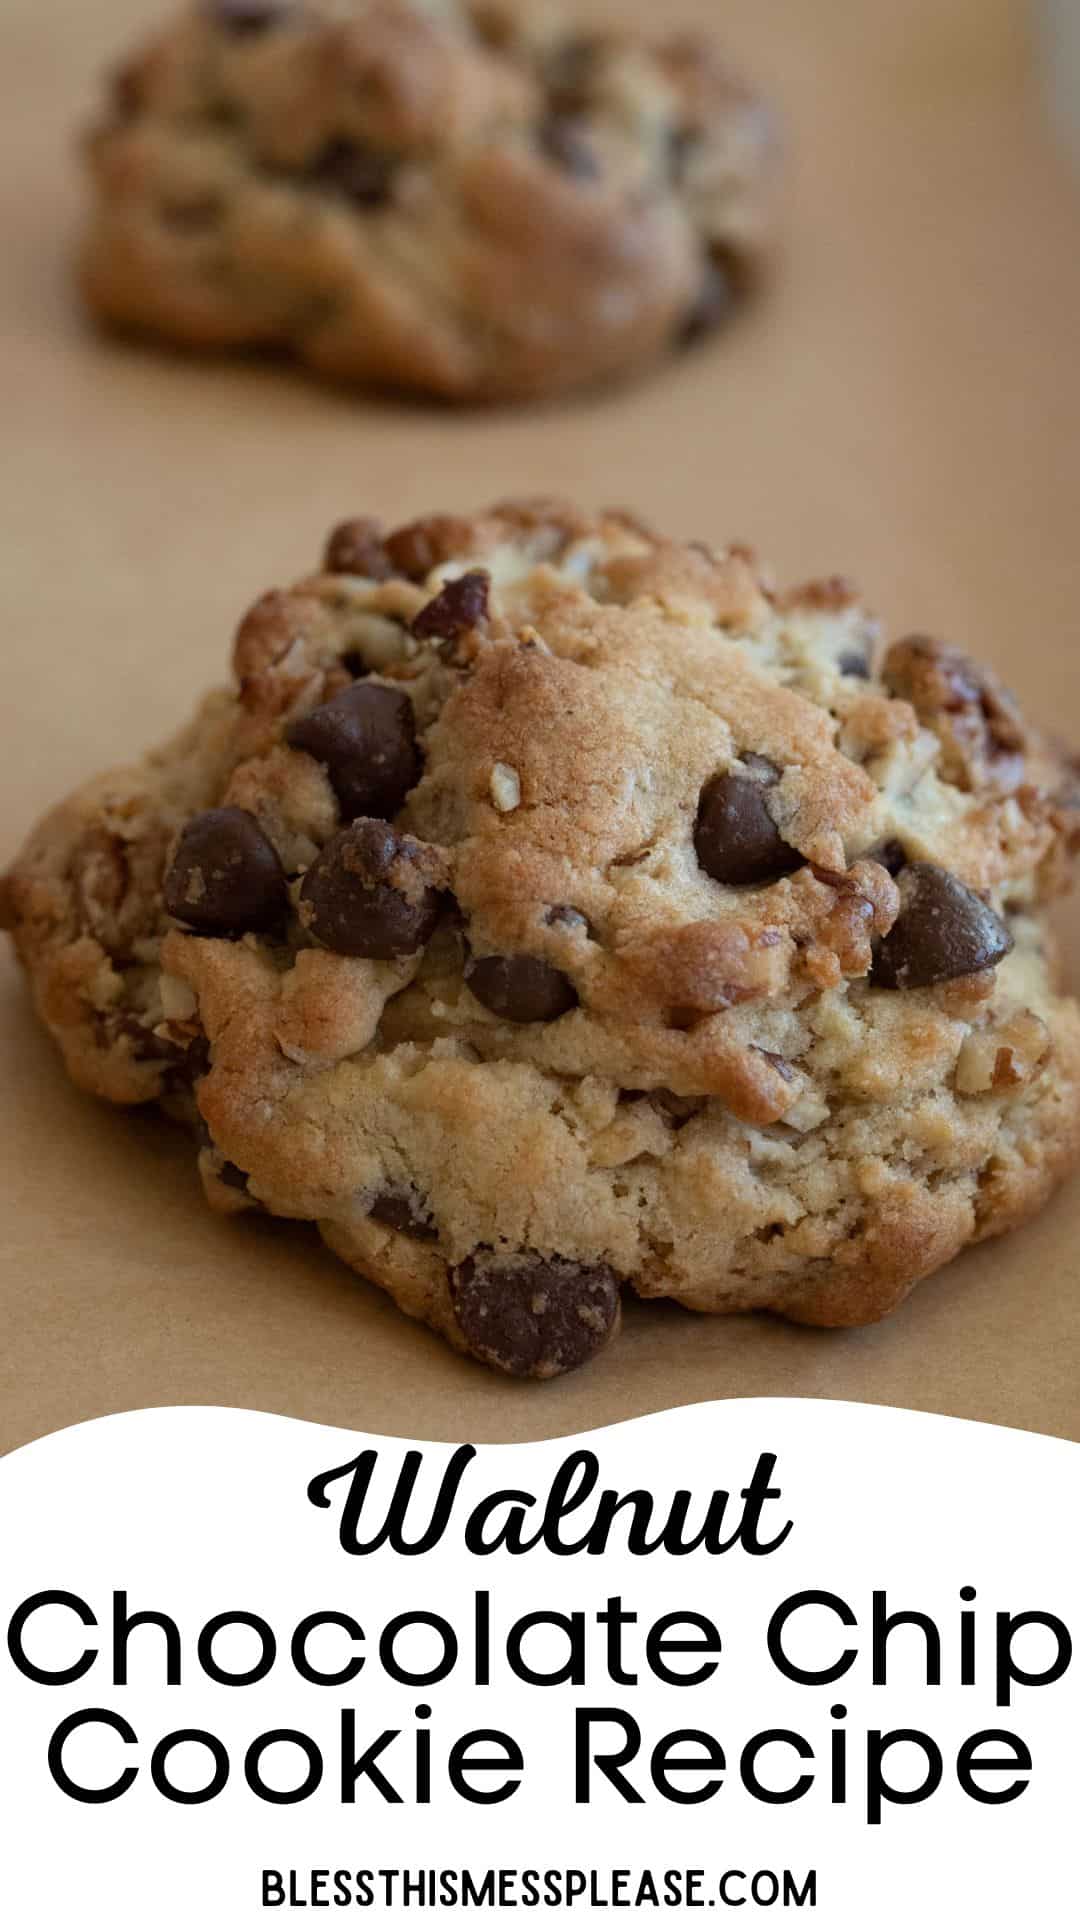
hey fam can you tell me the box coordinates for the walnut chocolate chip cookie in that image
[80,0,773,402]
[5,500,1080,1378]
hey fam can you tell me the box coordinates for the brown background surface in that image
[2,0,1079,1450]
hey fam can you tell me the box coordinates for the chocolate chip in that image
[288,683,421,822]
[411,571,490,643]
[694,762,802,887]
[300,820,440,959]
[324,517,396,581]
[450,1254,620,1378]
[872,863,1013,990]
[838,649,872,679]
[466,952,579,1023]
[539,114,600,179]
[369,1187,438,1241]
[680,249,737,347]
[206,0,292,32]
[164,808,288,937]
[310,139,397,208]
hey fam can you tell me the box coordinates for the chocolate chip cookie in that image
[80,0,773,401]
[5,500,1080,1378]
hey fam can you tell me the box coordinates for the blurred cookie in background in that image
[80,0,776,403]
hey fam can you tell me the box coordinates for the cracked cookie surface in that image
[80,0,774,401]
[5,498,1080,1377]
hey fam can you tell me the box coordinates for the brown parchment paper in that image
[2,0,1079,1451]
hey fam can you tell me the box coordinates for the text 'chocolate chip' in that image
[694,760,802,887]
[466,952,579,1023]
[872,862,1013,990]
[300,820,440,959]
[450,1254,620,1378]
[164,807,288,937]
[288,683,420,822]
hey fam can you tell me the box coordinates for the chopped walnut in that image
[955,1011,1050,1096]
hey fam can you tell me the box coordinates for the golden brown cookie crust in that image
[5,499,1080,1376]
[79,0,774,401]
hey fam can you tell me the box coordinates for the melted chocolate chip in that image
[369,1188,438,1241]
[838,649,872,679]
[539,114,600,180]
[164,808,288,937]
[411,571,491,643]
[207,0,292,32]
[288,683,421,822]
[310,139,397,208]
[694,762,802,887]
[466,953,579,1024]
[450,1254,620,1378]
[324,517,396,580]
[872,863,1013,990]
[680,249,737,346]
[300,820,440,959]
